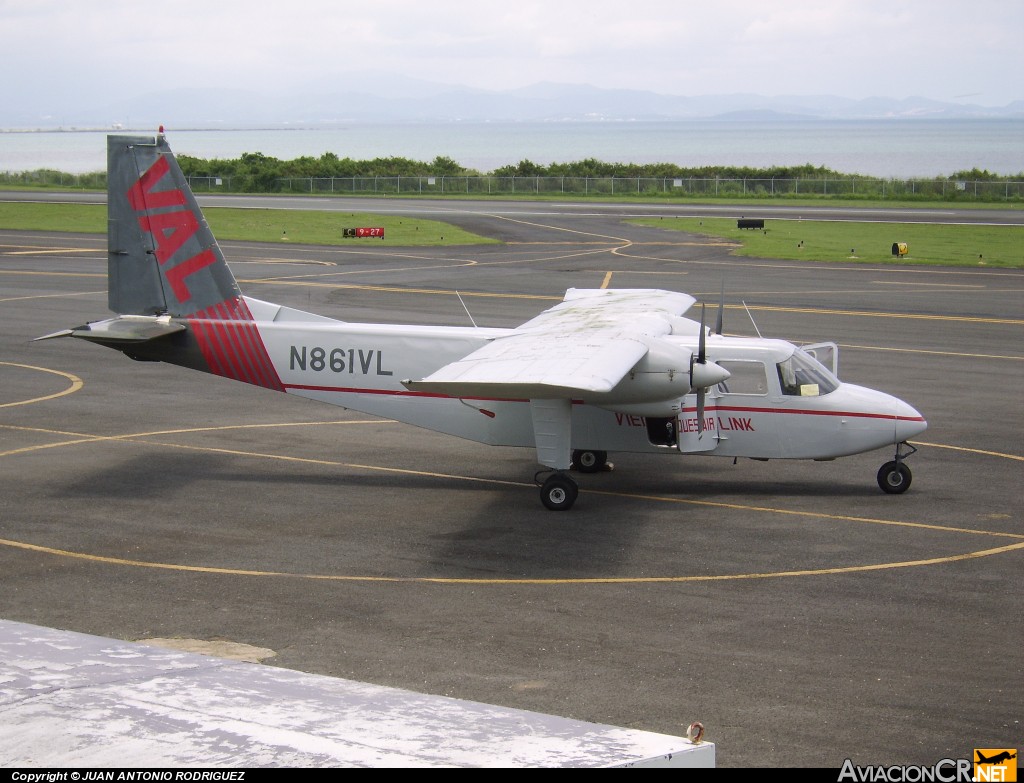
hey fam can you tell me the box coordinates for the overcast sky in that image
[3,0,1022,106]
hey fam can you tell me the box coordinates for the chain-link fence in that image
[3,170,1022,201]
[264,175,1024,201]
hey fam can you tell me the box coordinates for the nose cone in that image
[894,398,928,442]
[691,359,731,389]
[833,384,927,456]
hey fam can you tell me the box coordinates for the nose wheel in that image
[877,442,917,494]
[536,471,579,510]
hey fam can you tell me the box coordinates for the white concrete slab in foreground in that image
[0,620,714,768]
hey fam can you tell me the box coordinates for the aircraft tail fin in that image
[107,132,242,318]
[42,132,286,392]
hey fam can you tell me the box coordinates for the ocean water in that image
[1,119,1022,178]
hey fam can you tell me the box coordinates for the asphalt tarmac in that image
[1,199,1021,768]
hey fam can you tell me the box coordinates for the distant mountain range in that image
[6,72,1023,129]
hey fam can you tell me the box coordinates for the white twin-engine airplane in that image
[39,134,927,510]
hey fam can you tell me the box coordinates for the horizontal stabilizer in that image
[34,316,186,344]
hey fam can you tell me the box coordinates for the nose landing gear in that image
[877,442,918,494]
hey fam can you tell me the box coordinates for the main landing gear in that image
[534,451,611,510]
[877,441,918,494]
[536,470,579,511]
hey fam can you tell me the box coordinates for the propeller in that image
[715,280,724,337]
[689,303,730,434]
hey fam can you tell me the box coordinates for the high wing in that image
[402,288,699,400]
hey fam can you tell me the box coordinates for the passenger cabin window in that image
[777,350,840,397]
[716,361,768,395]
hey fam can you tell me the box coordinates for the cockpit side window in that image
[716,361,768,395]
[777,350,840,396]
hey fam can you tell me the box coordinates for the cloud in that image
[1,0,1021,105]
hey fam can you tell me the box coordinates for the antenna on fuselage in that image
[742,301,763,338]
[455,291,479,328]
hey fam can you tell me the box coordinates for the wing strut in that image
[529,399,579,510]
[530,398,572,470]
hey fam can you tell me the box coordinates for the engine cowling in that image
[587,338,730,416]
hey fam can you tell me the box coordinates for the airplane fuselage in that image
[107,296,924,463]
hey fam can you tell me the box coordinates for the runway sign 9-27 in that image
[343,227,385,239]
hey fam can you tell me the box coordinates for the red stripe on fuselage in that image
[187,298,284,391]
[284,383,529,403]
[219,301,275,389]
[680,403,925,423]
[207,302,259,386]
[189,317,228,377]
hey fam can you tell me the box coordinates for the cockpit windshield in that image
[777,348,840,396]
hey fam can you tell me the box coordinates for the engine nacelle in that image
[584,338,731,416]
[587,338,695,406]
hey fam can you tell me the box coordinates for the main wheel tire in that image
[877,461,912,494]
[572,449,607,474]
[540,474,579,510]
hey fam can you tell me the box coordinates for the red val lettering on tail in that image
[128,157,215,303]
[126,157,185,210]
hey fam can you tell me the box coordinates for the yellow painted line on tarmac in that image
[416,541,1024,583]
[916,441,1024,461]
[1,537,1020,585]
[490,213,633,244]
[837,343,1023,361]
[4,248,101,255]
[0,290,104,303]
[0,420,390,459]
[872,281,986,288]
[583,488,1024,541]
[505,241,619,246]
[744,304,1022,325]
[0,363,83,408]
[0,270,104,278]
[2,422,1022,584]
